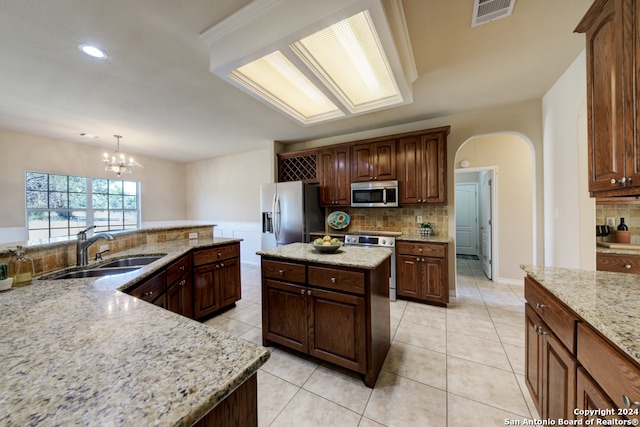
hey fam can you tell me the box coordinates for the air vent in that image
[471,0,515,27]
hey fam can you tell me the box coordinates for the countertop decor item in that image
[8,245,33,287]
[0,277,13,291]
[327,211,350,230]
[418,222,433,237]
[312,242,342,253]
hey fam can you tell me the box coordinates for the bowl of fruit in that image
[312,235,342,253]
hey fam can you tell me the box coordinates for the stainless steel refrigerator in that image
[260,181,324,250]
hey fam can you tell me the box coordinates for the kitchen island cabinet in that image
[521,265,640,423]
[192,243,241,320]
[257,243,391,387]
[1,237,269,427]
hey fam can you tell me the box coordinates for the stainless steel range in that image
[344,231,400,301]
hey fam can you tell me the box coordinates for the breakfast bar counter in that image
[0,237,270,426]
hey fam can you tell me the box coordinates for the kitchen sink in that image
[49,267,142,280]
[98,255,165,268]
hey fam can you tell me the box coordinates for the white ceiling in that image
[0,0,590,162]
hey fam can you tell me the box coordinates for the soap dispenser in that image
[8,245,34,287]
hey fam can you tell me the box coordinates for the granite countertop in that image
[521,264,640,365]
[596,245,640,256]
[0,237,270,426]
[257,242,391,269]
[396,234,451,244]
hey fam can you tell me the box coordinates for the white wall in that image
[185,147,274,264]
[0,130,187,243]
[456,134,534,282]
[542,49,595,270]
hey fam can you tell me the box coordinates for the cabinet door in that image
[262,279,308,353]
[372,140,396,181]
[218,257,241,308]
[167,275,193,318]
[525,304,544,414]
[543,328,577,421]
[581,0,629,193]
[396,254,421,298]
[398,136,422,204]
[308,287,366,374]
[422,257,448,304]
[319,148,350,206]
[193,263,220,320]
[351,143,373,182]
[421,133,447,204]
[576,367,625,424]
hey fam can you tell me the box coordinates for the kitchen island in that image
[257,242,391,387]
[0,237,270,426]
[521,265,640,423]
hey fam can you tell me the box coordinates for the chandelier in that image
[102,135,142,177]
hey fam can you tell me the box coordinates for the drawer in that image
[128,270,167,303]
[525,276,578,353]
[193,243,239,266]
[577,322,640,419]
[308,266,365,295]
[262,259,306,283]
[396,241,446,258]
[596,253,640,274]
[167,254,191,284]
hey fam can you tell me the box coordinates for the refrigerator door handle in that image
[273,193,281,242]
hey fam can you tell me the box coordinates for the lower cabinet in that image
[193,243,241,320]
[260,257,389,387]
[396,241,448,305]
[525,275,640,423]
[128,269,167,308]
[596,252,640,274]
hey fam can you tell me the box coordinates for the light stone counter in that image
[521,264,640,365]
[256,242,391,269]
[0,237,270,426]
[396,234,451,244]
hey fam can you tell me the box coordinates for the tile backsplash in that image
[324,206,448,237]
[596,204,640,244]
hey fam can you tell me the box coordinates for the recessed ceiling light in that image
[77,132,100,139]
[79,44,108,59]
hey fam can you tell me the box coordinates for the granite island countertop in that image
[0,237,270,426]
[257,242,391,269]
[521,264,640,365]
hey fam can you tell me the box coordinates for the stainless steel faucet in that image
[76,226,115,266]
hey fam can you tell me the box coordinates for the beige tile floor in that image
[203,258,539,426]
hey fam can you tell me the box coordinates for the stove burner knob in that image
[381,239,386,245]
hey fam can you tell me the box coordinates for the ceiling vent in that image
[471,0,515,27]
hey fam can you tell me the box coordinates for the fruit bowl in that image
[312,243,342,253]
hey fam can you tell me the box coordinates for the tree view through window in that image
[26,172,139,240]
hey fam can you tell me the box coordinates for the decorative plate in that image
[327,211,350,230]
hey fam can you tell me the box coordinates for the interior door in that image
[479,171,493,279]
[455,183,478,256]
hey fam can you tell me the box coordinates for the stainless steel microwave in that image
[350,180,399,208]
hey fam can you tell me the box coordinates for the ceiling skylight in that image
[201,0,416,126]
[292,11,401,113]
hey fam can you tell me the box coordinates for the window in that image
[26,172,139,240]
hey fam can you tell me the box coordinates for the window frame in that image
[25,171,141,240]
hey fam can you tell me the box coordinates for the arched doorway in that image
[454,133,535,284]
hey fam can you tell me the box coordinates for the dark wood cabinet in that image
[127,269,167,306]
[166,254,193,318]
[576,367,626,424]
[576,0,640,196]
[396,241,448,305]
[596,252,640,273]
[260,256,390,387]
[319,146,350,206]
[350,140,396,182]
[193,243,241,320]
[397,128,448,205]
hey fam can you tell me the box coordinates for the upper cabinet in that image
[350,139,397,182]
[576,0,640,197]
[397,127,449,205]
[319,145,350,207]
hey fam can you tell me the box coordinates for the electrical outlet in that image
[188,232,198,239]
[606,217,616,227]
[417,215,423,223]
[99,245,109,252]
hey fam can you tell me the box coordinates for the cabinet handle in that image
[536,302,546,309]
[611,177,627,185]
[179,279,186,286]
[330,277,336,283]
[216,264,220,269]
[307,290,312,295]
[421,258,426,262]
[418,248,423,252]
[217,252,222,258]
[278,269,284,275]
[625,264,632,269]
[416,257,421,261]
[220,263,224,268]
[300,289,305,295]
[621,395,640,408]
[535,325,546,336]
[144,291,153,297]
[179,266,185,271]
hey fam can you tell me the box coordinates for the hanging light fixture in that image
[102,135,143,177]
